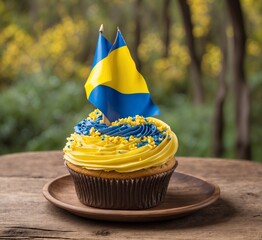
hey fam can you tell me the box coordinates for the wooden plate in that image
[42,172,220,222]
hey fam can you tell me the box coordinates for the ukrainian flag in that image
[85,27,160,122]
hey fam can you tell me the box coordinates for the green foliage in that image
[160,97,213,158]
[0,74,92,154]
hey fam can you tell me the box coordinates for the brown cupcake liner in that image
[67,165,176,210]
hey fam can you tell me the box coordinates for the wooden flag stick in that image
[99,24,110,125]
[103,114,111,125]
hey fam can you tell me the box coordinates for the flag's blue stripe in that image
[91,34,112,69]
[110,31,126,53]
[88,85,160,122]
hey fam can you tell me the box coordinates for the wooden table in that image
[0,151,261,240]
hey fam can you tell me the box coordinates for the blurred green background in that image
[0,0,261,161]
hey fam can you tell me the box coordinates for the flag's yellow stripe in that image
[85,57,111,97]
[85,46,149,98]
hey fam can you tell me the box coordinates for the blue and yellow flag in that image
[85,27,160,122]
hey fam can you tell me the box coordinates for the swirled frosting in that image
[63,109,178,173]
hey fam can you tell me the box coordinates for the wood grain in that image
[42,172,220,221]
[0,151,262,239]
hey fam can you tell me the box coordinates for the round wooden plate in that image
[42,172,220,222]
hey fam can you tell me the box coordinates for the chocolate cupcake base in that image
[67,166,176,210]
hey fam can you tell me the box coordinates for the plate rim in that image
[42,172,220,219]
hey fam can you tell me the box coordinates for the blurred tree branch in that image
[134,0,142,71]
[213,14,228,158]
[162,0,171,58]
[178,0,205,105]
[226,0,251,160]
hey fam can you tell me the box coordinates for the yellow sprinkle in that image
[129,143,137,150]
[88,109,102,121]
[150,143,156,147]
[157,126,163,132]
[89,127,95,133]
[147,136,154,143]
[141,136,147,141]
[76,141,82,147]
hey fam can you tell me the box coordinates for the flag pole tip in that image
[99,24,104,33]
[117,26,120,32]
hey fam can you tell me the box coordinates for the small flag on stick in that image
[85,25,160,122]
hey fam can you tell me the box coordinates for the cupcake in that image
[63,109,178,209]
[63,26,179,209]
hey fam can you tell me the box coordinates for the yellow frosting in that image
[63,117,178,173]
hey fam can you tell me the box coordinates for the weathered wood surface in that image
[0,151,261,240]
